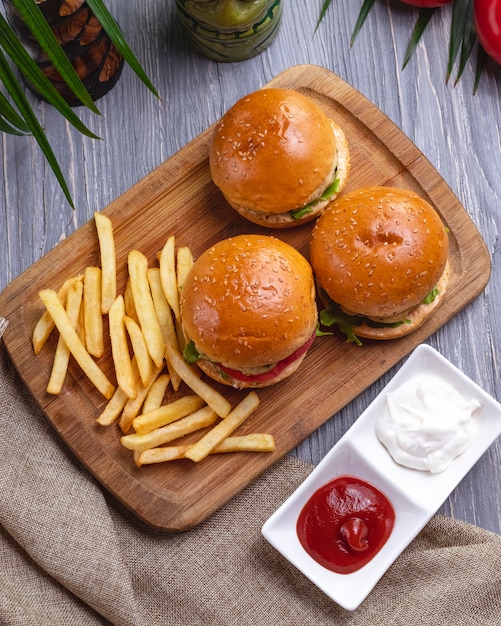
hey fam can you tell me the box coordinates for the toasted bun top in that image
[310,186,449,319]
[180,234,317,369]
[209,88,339,214]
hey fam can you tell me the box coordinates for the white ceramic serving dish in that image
[261,344,501,611]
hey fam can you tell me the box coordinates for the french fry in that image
[32,276,79,354]
[83,266,104,358]
[135,433,276,466]
[159,235,181,321]
[121,406,217,452]
[97,386,129,426]
[33,309,59,356]
[147,267,182,390]
[143,373,170,414]
[97,358,141,426]
[123,279,138,323]
[94,214,116,312]
[184,392,260,462]
[135,445,188,466]
[132,395,206,435]
[174,317,187,357]
[77,299,86,345]
[128,250,165,367]
[176,246,193,295]
[213,433,275,453]
[46,278,83,395]
[38,289,115,399]
[109,295,136,399]
[94,212,116,314]
[124,315,154,386]
[118,365,162,434]
[166,345,231,418]
[36,233,275,467]
[132,451,141,465]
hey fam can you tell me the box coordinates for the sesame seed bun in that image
[310,186,450,341]
[180,234,318,387]
[209,88,350,228]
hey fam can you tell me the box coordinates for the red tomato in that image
[474,0,501,64]
[218,331,316,385]
[400,0,454,5]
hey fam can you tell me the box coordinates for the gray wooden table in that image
[1,0,500,533]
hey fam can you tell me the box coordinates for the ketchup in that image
[296,476,395,574]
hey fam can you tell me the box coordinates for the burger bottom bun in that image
[196,350,310,389]
[230,121,350,229]
[351,260,451,340]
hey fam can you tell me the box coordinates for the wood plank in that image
[0,66,491,531]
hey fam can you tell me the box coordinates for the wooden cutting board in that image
[0,65,491,531]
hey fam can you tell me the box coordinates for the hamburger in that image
[209,88,350,228]
[309,186,450,343]
[180,234,318,388]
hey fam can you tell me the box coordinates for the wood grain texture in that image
[0,67,490,531]
[1,1,500,533]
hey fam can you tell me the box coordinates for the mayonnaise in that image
[375,376,481,473]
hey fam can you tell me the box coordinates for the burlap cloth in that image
[1,329,500,626]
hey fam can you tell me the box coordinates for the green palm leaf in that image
[315,0,334,33]
[86,0,160,98]
[317,0,481,92]
[448,0,476,83]
[0,88,30,133]
[0,117,24,133]
[456,18,476,84]
[402,9,435,69]
[350,0,376,47]
[0,1,159,208]
[0,14,99,138]
[0,47,74,207]
[474,46,487,94]
[315,0,376,44]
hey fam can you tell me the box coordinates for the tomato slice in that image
[218,331,316,384]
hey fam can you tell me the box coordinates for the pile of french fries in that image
[33,212,275,467]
